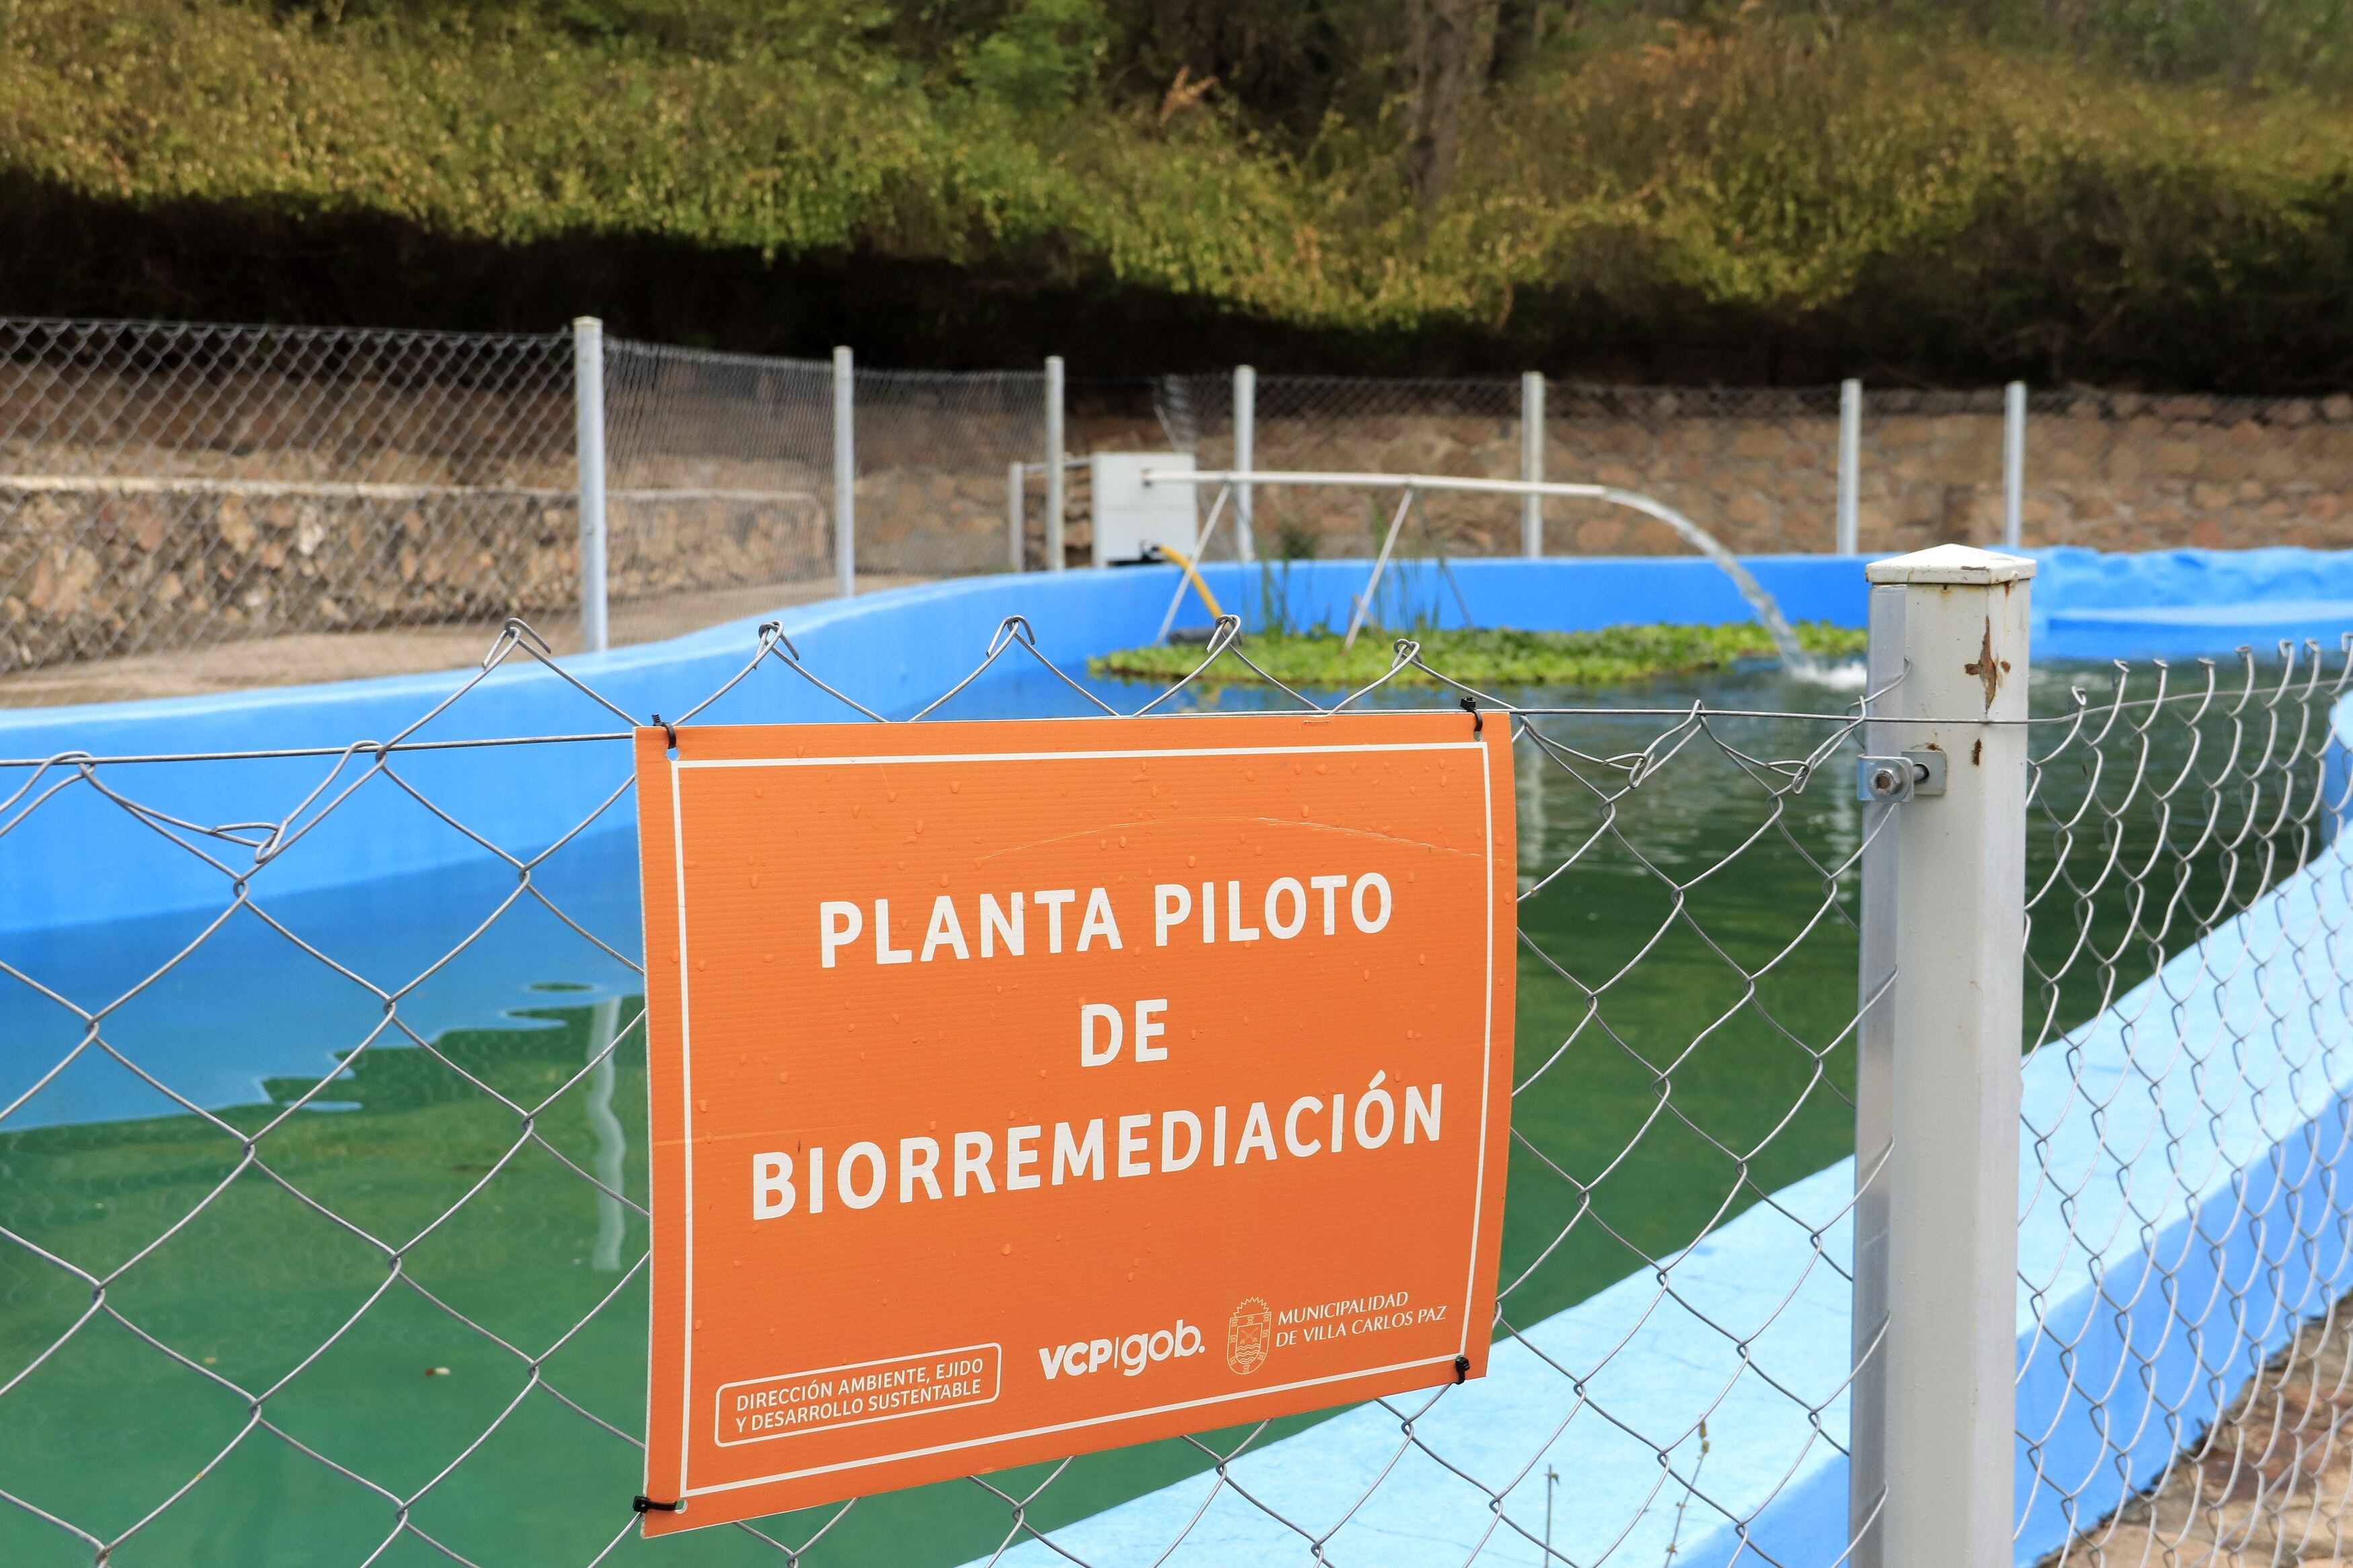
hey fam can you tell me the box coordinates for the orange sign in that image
[634,710,1517,1533]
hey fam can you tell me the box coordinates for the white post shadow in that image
[1849,579,1903,1567]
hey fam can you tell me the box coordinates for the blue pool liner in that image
[11,546,2353,938]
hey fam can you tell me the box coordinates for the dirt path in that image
[0,575,929,710]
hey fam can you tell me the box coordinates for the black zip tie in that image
[651,713,678,751]
[635,1495,680,1514]
[1460,696,1481,735]
[1453,1354,1470,1383]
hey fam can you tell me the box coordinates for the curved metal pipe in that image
[1143,468,1822,677]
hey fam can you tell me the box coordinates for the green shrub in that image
[967,0,1109,110]
[1,1,2347,382]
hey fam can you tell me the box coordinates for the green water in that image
[3,658,2317,1565]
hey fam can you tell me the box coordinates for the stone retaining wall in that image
[0,485,830,673]
[1130,392,2353,561]
[8,389,2353,675]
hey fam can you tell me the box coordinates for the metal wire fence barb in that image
[5,600,2353,1563]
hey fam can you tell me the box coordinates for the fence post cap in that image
[1865,544,2036,586]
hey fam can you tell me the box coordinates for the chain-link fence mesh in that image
[2021,643,2353,1568]
[1155,376,1849,563]
[7,606,2353,1563]
[852,368,1043,578]
[1859,390,2353,559]
[0,620,1878,1567]
[1542,386,1845,561]
[602,340,834,643]
[1155,374,1525,562]
[0,319,577,704]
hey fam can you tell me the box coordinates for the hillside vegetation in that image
[1,0,2349,384]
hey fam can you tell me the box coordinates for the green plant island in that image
[1089,620,1866,689]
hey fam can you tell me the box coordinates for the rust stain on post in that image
[1962,618,2009,711]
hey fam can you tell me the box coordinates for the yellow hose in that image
[1152,544,1226,622]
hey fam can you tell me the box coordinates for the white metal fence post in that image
[1045,356,1066,572]
[1233,364,1257,564]
[1007,460,1027,572]
[832,346,855,597]
[571,317,608,655]
[1837,378,1862,555]
[2003,382,2026,551]
[1521,371,1546,558]
[1865,543,2034,1568]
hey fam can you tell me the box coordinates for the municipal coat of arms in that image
[1226,1296,1272,1375]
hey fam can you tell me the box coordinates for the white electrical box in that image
[1089,452,1197,567]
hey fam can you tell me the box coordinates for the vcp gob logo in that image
[1226,1296,1272,1376]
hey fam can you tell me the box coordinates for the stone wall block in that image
[2196,446,2250,484]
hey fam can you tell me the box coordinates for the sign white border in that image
[661,737,1497,1501]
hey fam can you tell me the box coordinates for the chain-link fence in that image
[1859,390,2353,561]
[602,339,834,643]
[7,575,2353,1565]
[2020,643,2353,1568]
[0,323,1065,708]
[0,319,577,703]
[1155,378,2353,568]
[1155,375,1852,563]
[6,313,2352,716]
[0,616,1878,1567]
[852,366,1045,579]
